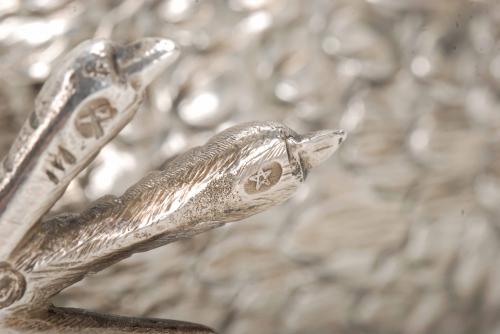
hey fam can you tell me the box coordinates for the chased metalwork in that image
[0,37,345,333]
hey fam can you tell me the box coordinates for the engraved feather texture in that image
[4,306,216,334]
[10,122,304,302]
[0,38,345,333]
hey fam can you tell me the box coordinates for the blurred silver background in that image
[1,0,500,333]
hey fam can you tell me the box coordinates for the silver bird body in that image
[0,38,345,334]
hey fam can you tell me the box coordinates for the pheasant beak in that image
[296,129,346,169]
[115,38,180,89]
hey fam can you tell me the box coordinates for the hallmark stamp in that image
[83,59,111,78]
[244,161,282,194]
[74,98,117,139]
[45,145,77,184]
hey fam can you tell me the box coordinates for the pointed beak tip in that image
[332,129,347,145]
[311,128,347,149]
[151,38,180,61]
[119,38,180,88]
[139,38,180,85]
[297,128,346,169]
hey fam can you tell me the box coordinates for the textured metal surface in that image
[0,34,344,332]
[0,37,178,260]
[1,0,500,333]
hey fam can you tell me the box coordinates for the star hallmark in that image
[249,167,272,190]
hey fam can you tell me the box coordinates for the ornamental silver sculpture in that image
[0,38,345,333]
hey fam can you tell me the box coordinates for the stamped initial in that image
[45,145,77,185]
[244,161,282,194]
[75,98,117,139]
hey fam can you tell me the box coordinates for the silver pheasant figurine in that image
[0,38,345,333]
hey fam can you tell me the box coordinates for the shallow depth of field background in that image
[1,1,500,333]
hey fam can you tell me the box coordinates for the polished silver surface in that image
[3,1,499,334]
[0,37,344,333]
[0,37,179,261]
